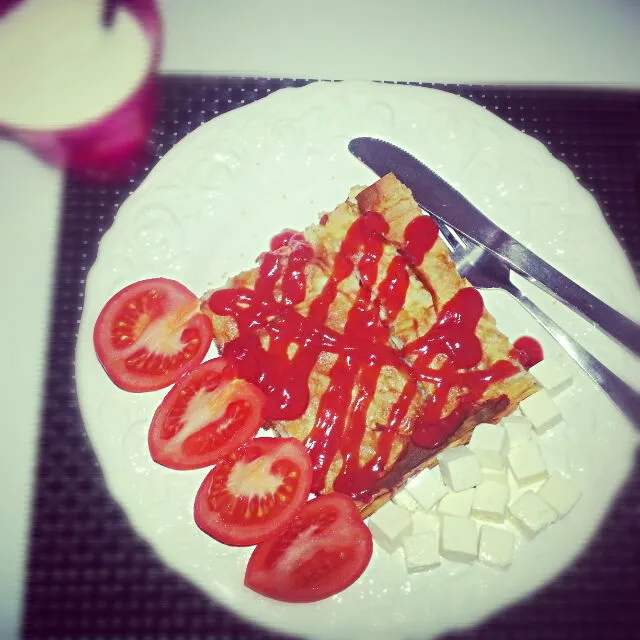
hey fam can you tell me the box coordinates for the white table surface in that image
[1,1,639,637]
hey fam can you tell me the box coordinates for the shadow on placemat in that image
[22,76,640,640]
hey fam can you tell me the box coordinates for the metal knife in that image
[349,136,640,357]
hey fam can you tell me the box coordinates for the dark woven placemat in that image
[22,76,640,640]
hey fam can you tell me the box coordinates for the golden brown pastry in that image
[201,174,539,516]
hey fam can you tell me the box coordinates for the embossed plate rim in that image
[75,81,640,640]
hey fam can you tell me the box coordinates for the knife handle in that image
[511,287,640,426]
[498,232,640,358]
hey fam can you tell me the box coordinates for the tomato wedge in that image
[149,358,265,470]
[244,493,373,603]
[194,438,312,547]
[93,278,213,392]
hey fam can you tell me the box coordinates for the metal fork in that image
[434,221,640,426]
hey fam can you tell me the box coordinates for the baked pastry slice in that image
[202,231,424,499]
[201,176,539,516]
[352,174,539,515]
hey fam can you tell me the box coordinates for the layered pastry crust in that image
[201,174,539,516]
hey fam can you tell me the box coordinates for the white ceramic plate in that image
[76,81,640,639]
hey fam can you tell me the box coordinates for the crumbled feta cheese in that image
[440,515,478,563]
[438,488,475,517]
[392,490,419,512]
[437,446,483,492]
[507,441,548,487]
[529,360,573,396]
[472,480,510,522]
[501,415,533,450]
[520,390,562,434]
[403,532,441,573]
[478,525,516,570]
[368,500,413,553]
[537,473,582,518]
[469,423,508,470]
[509,490,557,538]
[406,466,449,511]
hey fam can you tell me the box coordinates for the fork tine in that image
[426,211,465,255]
[428,214,456,251]
[443,224,468,250]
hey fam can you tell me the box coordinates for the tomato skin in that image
[244,493,373,603]
[93,278,213,393]
[148,358,266,470]
[194,438,313,547]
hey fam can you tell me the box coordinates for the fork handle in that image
[496,231,640,358]
[510,289,640,426]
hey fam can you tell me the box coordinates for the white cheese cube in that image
[478,525,516,570]
[437,447,483,492]
[406,466,449,511]
[440,515,478,563]
[392,490,419,512]
[529,360,573,396]
[472,480,510,522]
[482,469,509,485]
[412,510,441,536]
[519,390,562,434]
[438,488,475,517]
[537,473,582,518]
[403,532,441,573]
[368,501,413,553]
[509,491,557,538]
[501,415,533,450]
[469,423,508,470]
[507,441,548,487]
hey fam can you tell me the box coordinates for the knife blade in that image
[349,136,640,357]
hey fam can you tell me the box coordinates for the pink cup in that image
[0,0,163,181]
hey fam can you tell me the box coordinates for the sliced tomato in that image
[244,493,373,603]
[93,278,213,392]
[148,358,265,470]
[194,438,312,547]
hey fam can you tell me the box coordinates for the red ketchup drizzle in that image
[377,256,410,323]
[412,401,472,449]
[207,211,520,499]
[207,213,416,499]
[269,229,301,250]
[511,336,544,369]
[404,288,485,369]
[402,214,439,265]
[404,288,519,449]
[299,213,418,498]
